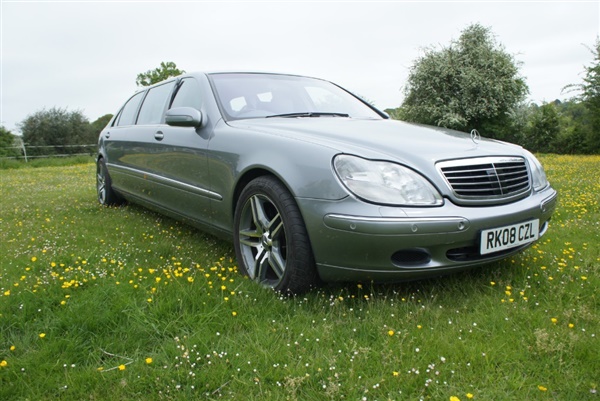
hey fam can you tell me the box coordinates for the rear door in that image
[104,89,148,196]
[104,81,176,203]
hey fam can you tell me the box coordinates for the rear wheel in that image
[96,158,123,206]
[234,176,318,294]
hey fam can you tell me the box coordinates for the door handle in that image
[104,132,110,138]
[154,131,164,141]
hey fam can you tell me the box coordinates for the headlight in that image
[524,151,549,191]
[333,155,443,206]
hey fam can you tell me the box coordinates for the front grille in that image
[438,157,530,202]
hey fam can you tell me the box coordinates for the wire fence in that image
[0,144,97,162]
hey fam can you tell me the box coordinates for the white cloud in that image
[1,1,598,131]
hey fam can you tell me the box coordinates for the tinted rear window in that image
[116,91,144,126]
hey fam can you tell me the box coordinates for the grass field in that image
[1,155,598,400]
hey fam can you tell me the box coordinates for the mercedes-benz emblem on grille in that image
[470,129,481,144]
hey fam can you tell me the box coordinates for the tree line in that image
[0,63,183,159]
[0,111,112,158]
[2,28,598,157]
[385,24,599,155]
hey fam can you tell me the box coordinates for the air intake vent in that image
[438,157,530,203]
[391,249,431,267]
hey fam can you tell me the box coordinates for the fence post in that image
[20,140,28,163]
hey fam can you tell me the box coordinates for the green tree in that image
[521,103,560,153]
[0,126,20,158]
[400,24,528,139]
[90,114,113,138]
[136,61,185,87]
[562,38,600,153]
[19,107,93,156]
[553,101,589,154]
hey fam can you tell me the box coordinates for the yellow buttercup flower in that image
[145,358,153,364]
[118,364,126,371]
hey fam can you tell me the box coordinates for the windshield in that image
[209,73,383,121]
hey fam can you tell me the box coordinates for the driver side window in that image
[170,78,202,110]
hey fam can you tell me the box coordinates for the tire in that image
[233,176,318,294]
[96,157,123,206]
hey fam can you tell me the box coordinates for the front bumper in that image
[297,187,558,283]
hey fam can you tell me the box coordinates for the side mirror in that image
[165,107,203,127]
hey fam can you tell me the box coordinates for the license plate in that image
[480,219,539,255]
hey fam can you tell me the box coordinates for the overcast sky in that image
[1,1,599,132]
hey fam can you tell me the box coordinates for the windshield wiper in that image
[266,112,350,118]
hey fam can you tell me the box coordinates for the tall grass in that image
[1,155,598,400]
[0,155,95,170]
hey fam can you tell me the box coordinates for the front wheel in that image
[233,176,318,294]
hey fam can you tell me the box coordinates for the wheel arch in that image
[231,168,293,218]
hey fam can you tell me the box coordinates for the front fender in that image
[206,122,349,233]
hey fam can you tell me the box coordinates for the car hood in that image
[227,117,525,165]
